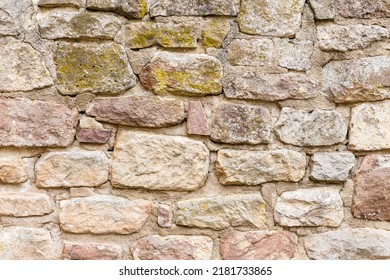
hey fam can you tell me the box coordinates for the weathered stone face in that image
[35,151,109,188]
[0,158,28,184]
[310,152,355,182]
[87,0,147,19]
[352,155,390,221]
[220,231,297,260]
[304,228,390,259]
[227,39,274,67]
[139,52,222,96]
[150,0,240,16]
[132,235,213,260]
[38,0,84,7]
[216,149,306,185]
[37,10,121,40]
[0,0,32,36]
[279,40,313,71]
[324,56,390,103]
[157,204,173,228]
[0,98,78,147]
[55,42,137,95]
[210,103,272,145]
[275,108,348,146]
[335,0,390,18]
[86,96,185,127]
[0,193,53,217]
[59,195,152,234]
[349,101,390,151]
[223,72,317,101]
[202,18,231,48]
[62,243,122,260]
[176,193,266,230]
[112,130,210,191]
[76,128,111,144]
[0,42,53,92]
[238,0,306,37]
[274,187,344,227]
[0,227,55,260]
[187,101,210,136]
[308,0,336,19]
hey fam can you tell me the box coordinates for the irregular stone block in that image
[318,24,388,52]
[220,231,297,260]
[0,42,53,92]
[224,72,316,101]
[187,101,210,136]
[210,103,272,145]
[202,18,231,48]
[55,41,137,95]
[38,0,84,7]
[0,158,28,184]
[112,130,209,191]
[0,193,53,217]
[157,204,173,228]
[37,10,121,40]
[238,0,306,37]
[35,151,109,188]
[76,129,111,144]
[140,52,222,96]
[176,194,265,230]
[0,8,19,36]
[150,0,240,17]
[87,0,146,19]
[279,40,313,71]
[335,0,390,18]
[227,39,274,67]
[59,195,152,234]
[349,101,390,151]
[308,0,336,19]
[216,149,306,186]
[324,56,390,103]
[274,187,344,227]
[352,155,390,221]
[304,228,390,259]
[132,235,213,260]
[0,227,55,260]
[310,152,355,182]
[86,96,185,127]
[62,243,122,260]
[0,98,78,147]
[0,0,32,36]
[275,108,347,146]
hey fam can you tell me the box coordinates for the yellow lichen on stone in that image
[202,18,231,48]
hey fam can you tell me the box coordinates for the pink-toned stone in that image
[86,96,185,127]
[76,128,110,144]
[0,193,53,217]
[336,0,390,18]
[220,231,298,260]
[0,158,28,184]
[0,98,78,147]
[352,155,390,221]
[157,204,172,228]
[187,101,210,136]
[132,235,213,260]
[62,243,122,260]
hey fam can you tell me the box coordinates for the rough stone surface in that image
[187,101,210,136]
[59,195,152,234]
[210,103,272,145]
[86,96,185,127]
[274,187,344,227]
[216,149,306,186]
[157,204,172,228]
[335,0,390,18]
[279,40,313,71]
[150,0,240,17]
[112,130,209,191]
[176,194,265,230]
[324,56,390,103]
[308,0,336,19]
[35,151,109,188]
[0,158,28,184]
[304,228,390,259]
[224,72,317,101]
[318,24,388,52]
[37,10,121,40]
[0,0,32,36]
[0,227,55,260]
[87,0,146,19]
[220,231,298,260]
[0,98,78,147]
[139,52,222,96]
[38,0,84,7]
[227,39,274,67]
[275,108,347,146]
[62,243,122,260]
[202,18,231,48]
[349,101,390,151]
[76,129,111,144]
[132,235,213,260]
[238,0,306,37]
[352,155,390,221]
[0,42,53,92]
[310,152,355,182]
[0,193,53,217]
[55,41,137,95]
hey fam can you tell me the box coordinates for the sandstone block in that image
[76,129,111,144]
[157,204,173,228]
[38,0,84,7]
[227,39,274,67]
[308,0,336,19]
[0,158,28,184]
[62,243,122,260]
[87,0,146,19]
[0,0,32,36]
[187,101,210,136]
[202,18,231,48]
[310,152,355,182]
[279,40,313,71]
[0,193,53,217]
[335,0,390,18]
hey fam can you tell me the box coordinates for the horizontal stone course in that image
[0,193,53,217]
[62,243,122,260]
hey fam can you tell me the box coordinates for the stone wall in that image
[0,0,389,260]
